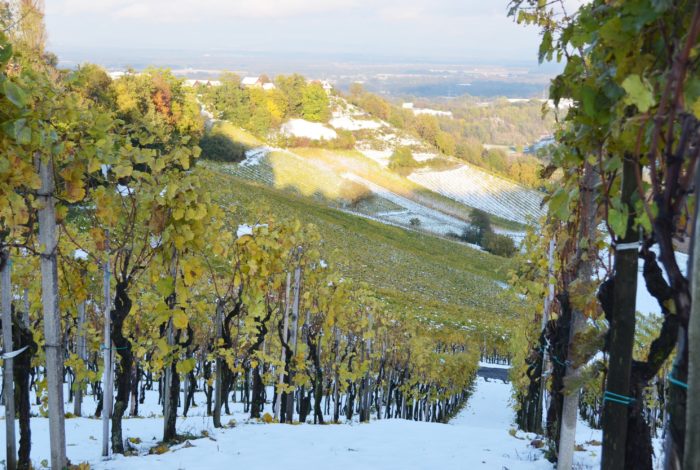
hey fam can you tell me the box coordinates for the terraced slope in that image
[409,164,545,224]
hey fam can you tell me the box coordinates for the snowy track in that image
[1,377,607,469]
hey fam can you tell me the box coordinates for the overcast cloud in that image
[45,0,546,62]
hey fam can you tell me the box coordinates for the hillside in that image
[201,166,517,348]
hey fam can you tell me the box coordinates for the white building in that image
[241,76,263,87]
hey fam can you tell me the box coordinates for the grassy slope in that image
[205,165,517,343]
[292,147,527,231]
[208,123,526,232]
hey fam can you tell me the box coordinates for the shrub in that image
[199,133,247,163]
[460,226,481,245]
[338,180,371,206]
[483,232,517,257]
[469,209,492,243]
[388,146,419,173]
[409,217,421,227]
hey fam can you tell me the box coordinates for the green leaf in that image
[581,86,597,117]
[609,205,629,238]
[691,98,700,120]
[3,80,27,108]
[2,119,30,145]
[0,39,12,66]
[155,278,174,297]
[176,357,196,374]
[621,74,655,112]
[548,188,570,220]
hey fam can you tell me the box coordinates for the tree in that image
[199,133,246,163]
[302,83,330,122]
[469,209,492,245]
[388,146,418,173]
[435,131,456,156]
[275,74,307,117]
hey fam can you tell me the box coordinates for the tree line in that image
[347,84,545,188]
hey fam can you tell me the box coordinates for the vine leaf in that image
[621,74,655,112]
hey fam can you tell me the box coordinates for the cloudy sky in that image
[44,0,547,63]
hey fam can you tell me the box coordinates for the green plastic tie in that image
[603,390,635,407]
[667,374,688,390]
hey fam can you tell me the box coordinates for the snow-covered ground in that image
[408,165,545,225]
[342,173,468,236]
[281,119,338,140]
[240,147,270,167]
[635,248,688,317]
[1,373,608,469]
[330,116,384,131]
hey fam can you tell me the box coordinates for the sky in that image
[44,0,546,63]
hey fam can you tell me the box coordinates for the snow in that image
[357,148,393,167]
[635,248,689,316]
[73,249,89,261]
[116,184,134,197]
[412,152,439,162]
[478,360,512,369]
[408,165,545,224]
[281,119,337,140]
[342,173,469,236]
[237,224,268,238]
[0,374,621,469]
[240,147,270,167]
[329,116,383,131]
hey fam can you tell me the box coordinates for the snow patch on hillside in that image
[330,116,383,131]
[240,147,269,167]
[409,165,545,224]
[342,173,468,236]
[281,119,337,140]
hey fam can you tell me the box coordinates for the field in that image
[409,164,545,224]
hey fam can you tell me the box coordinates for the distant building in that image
[108,71,127,80]
[402,102,452,118]
[183,79,221,87]
[308,79,334,94]
[242,76,276,90]
[412,108,453,118]
[241,76,263,88]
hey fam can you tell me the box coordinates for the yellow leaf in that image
[173,310,188,329]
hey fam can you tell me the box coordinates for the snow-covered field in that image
[409,165,545,225]
[0,373,608,469]
[281,119,338,140]
[342,173,468,236]
[240,147,270,167]
[330,116,384,131]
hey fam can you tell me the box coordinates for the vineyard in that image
[408,165,545,225]
[0,8,517,462]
